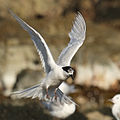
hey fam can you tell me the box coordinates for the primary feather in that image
[57,12,86,66]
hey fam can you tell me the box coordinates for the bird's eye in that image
[68,68,72,72]
[68,68,74,74]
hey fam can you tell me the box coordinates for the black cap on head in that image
[62,66,72,73]
[62,66,75,80]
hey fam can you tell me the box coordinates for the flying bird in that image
[109,94,120,120]
[10,10,86,101]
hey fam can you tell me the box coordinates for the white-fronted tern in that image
[10,10,86,102]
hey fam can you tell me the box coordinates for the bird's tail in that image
[12,84,77,105]
[55,88,78,106]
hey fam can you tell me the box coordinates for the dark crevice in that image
[33,59,40,65]
[34,14,45,19]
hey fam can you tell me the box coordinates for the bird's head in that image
[62,66,75,81]
[109,94,120,104]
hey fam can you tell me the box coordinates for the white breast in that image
[112,104,120,120]
[44,66,66,88]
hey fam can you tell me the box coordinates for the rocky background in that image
[0,0,120,120]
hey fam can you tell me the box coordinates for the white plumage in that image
[110,94,120,120]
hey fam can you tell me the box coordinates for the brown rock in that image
[86,111,113,120]
[0,0,70,18]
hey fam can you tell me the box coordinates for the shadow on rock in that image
[98,106,115,119]
[0,101,87,120]
[0,102,52,120]
[66,110,88,120]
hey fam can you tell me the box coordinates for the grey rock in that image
[86,111,113,120]
[13,69,44,91]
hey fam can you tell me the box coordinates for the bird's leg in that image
[46,88,50,99]
[54,88,58,100]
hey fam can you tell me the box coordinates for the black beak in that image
[70,75,74,80]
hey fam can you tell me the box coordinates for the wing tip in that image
[75,11,86,28]
[69,11,86,40]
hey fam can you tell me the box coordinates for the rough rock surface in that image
[13,69,44,91]
[0,0,120,20]
[86,111,113,120]
[0,89,115,120]
[0,0,70,18]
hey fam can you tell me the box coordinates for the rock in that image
[95,0,120,21]
[78,0,96,20]
[0,0,120,21]
[76,95,98,112]
[0,38,42,95]
[75,0,120,21]
[0,0,70,18]
[86,111,113,120]
[13,69,44,91]
[75,62,120,90]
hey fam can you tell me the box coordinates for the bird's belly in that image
[45,70,66,88]
[46,78,62,88]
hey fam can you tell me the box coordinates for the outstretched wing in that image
[57,12,86,66]
[9,10,56,74]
